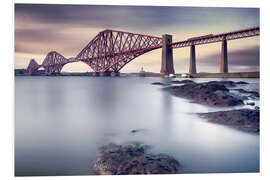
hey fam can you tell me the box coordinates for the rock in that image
[164,81,244,107]
[117,154,180,175]
[235,81,249,85]
[131,129,143,133]
[151,82,167,86]
[246,102,255,106]
[207,80,236,87]
[169,80,195,84]
[232,89,259,98]
[198,109,259,133]
[93,143,181,175]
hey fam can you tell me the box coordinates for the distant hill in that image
[15,69,45,76]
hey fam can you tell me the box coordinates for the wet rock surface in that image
[198,109,259,134]
[169,80,195,84]
[232,88,259,98]
[93,143,181,175]
[164,81,245,106]
[130,129,144,134]
[151,82,168,86]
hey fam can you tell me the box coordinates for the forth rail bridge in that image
[26,27,260,76]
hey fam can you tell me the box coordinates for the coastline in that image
[161,79,260,134]
[14,69,259,78]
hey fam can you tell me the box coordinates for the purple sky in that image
[14,4,260,73]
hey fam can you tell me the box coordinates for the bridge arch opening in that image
[119,49,162,73]
[61,61,92,73]
[226,37,259,72]
[195,43,220,73]
[173,48,190,74]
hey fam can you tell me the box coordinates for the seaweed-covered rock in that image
[199,109,259,133]
[235,81,249,85]
[117,154,180,175]
[169,80,195,84]
[232,89,259,98]
[164,81,244,106]
[93,143,181,175]
[151,82,168,86]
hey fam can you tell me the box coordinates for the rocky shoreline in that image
[198,109,260,134]
[92,79,259,175]
[162,80,254,107]
[159,80,260,133]
[93,143,181,175]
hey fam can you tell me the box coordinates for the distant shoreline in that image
[14,69,259,78]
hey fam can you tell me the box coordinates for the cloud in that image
[14,4,260,72]
[198,45,259,66]
[15,4,259,32]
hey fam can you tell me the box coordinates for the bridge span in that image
[26,27,259,75]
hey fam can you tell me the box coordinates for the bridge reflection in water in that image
[26,27,259,75]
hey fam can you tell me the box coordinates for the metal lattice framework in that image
[171,27,260,48]
[26,51,79,75]
[41,51,79,74]
[76,29,162,72]
[26,27,259,75]
[26,59,41,74]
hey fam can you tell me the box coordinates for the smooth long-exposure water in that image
[15,76,259,176]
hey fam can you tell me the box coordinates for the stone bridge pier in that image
[161,35,230,74]
[189,45,197,74]
[187,40,229,74]
[220,38,228,73]
[160,34,175,74]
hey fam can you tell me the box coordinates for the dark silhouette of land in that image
[15,69,259,78]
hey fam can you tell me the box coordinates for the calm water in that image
[15,76,260,176]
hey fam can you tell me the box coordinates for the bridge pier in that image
[220,39,228,73]
[111,72,120,77]
[189,45,197,74]
[99,72,112,76]
[92,72,100,76]
[93,71,120,77]
[160,34,175,74]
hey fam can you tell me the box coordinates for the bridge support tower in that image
[189,45,197,74]
[220,38,228,73]
[92,72,100,76]
[160,34,175,74]
[93,71,120,77]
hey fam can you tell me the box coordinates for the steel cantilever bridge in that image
[26,27,260,75]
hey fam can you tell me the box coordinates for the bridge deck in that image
[171,27,259,48]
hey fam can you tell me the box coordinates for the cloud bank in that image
[14,4,260,72]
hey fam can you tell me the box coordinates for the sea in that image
[15,76,260,176]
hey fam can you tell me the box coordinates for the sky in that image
[14,4,260,73]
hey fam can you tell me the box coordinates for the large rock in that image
[199,109,259,133]
[169,80,195,84]
[151,82,168,86]
[164,81,244,106]
[232,88,259,98]
[93,143,181,175]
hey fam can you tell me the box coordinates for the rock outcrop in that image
[93,143,181,175]
[164,81,245,106]
[198,109,259,133]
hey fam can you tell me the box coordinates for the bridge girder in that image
[76,29,162,72]
[25,27,260,75]
[26,59,40,75]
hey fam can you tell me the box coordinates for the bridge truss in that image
[76,29,162,72]
[26,27,259,75]
[171,27,259,48]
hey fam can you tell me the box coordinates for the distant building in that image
[139,67,145,73]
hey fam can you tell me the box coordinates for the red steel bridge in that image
[26,27,259,75]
